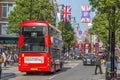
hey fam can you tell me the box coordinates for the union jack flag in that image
[81,6,91,23]
[61,6,71,22]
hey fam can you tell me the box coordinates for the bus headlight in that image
[22,54,24,57]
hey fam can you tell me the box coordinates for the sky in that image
[56,0,95,33]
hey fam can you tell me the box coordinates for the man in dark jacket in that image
[95,56,103,75]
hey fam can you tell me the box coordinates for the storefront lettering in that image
[5,40,16,44]
[0,38,18,44]
[0,40,4,44]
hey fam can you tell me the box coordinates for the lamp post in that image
[61,4,64,40]
[76,23,80,30]
[110,6,116,80]
[107,11,111,61]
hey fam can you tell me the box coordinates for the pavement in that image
[1,63,18,80]
[100,64,106,80]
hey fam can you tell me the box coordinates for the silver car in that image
[83,53,95,65]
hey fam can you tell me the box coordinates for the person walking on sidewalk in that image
[117,53,120,70]
[2,50,6,68]
[0,50,4,79]
[94,56,103,75]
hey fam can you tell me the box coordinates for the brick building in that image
[0,0,15,35]
[0,0,16,49]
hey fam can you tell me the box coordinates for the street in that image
[49,61,105,80]
[1,60,105,80]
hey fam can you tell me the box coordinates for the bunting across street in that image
[81,6,91,23]
[78,28,82,35]
[61,5,71,22]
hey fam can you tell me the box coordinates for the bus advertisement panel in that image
[18,20,63,74]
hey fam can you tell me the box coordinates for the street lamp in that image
[110,6,116,80]
[76,23,80,30]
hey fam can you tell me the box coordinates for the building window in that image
[2,23,7,35]
[2,4,15,18]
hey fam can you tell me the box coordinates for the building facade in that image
[50,0,61,27]
[0,0,15,35]
[0,0,16,49]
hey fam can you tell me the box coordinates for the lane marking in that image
[48,61,81,80]
[71,61,81,68]
[48,75,56,80]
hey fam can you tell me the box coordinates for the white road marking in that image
[48,61,81,80]
[48,75,56,80]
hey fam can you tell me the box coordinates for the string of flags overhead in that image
[61,5,71,22]
[81,6,91,23]
[61,5,91,23]
[60,5,91,42]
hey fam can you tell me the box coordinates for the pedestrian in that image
[0,51,4,79]
[117,53,120,70]
[1,50,7,68]
[6,50,12,65]
[94,56,103,75]
[13,53,18,63]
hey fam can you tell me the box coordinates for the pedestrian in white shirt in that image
[2,51,6,68]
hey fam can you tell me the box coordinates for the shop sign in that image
[0,37,18,44]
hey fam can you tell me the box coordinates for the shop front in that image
[0,35,18,52]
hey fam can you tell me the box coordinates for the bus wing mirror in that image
[45,34,51,48]
[18,34,24,48]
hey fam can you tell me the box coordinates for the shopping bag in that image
[0,55,4,64]
[102,59,106,63]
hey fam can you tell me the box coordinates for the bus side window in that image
[49,27,54,36]
[51,48,60,59]
[56,51,60,58]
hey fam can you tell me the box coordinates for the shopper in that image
[2,51,6,67]
[95,56,103,75]
[0,51,4,79]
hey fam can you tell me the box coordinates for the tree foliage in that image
[89,0,120,44]
[58,21,76,49]
[7,0,55,34]
[89,13,108,44]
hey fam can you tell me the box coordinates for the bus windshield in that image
[20,26,48,52]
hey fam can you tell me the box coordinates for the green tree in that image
[89,0,120,44]
[58,21,76,52]
[89,13,108,44]
[7,0,55,34]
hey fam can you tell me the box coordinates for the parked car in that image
[83,53,95,65]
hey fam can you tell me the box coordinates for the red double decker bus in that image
[18,20,63,74]
[81,42,92,57]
